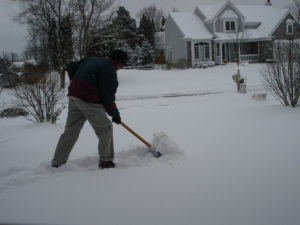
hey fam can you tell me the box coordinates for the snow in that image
[196,2,226,21]
[236,5,290,37]
[220,9,239,18]
[0,63,300,225]
[169,12,213,40]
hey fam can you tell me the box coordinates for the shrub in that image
[13,73,66,123]
[0,107,28,118]
[20,62,49,85]
[166,59,188,69]
[262,40,300,107]
[0,72,20,88]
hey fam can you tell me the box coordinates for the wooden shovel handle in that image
[120,122,151,148]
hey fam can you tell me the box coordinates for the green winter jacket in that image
[67,57,119,117]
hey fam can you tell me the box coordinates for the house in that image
[164,0,300,67]
[154,31,165,57]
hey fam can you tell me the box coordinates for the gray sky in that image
[118,0,291,16]
[0,0,291,57]
[0,0,27,55]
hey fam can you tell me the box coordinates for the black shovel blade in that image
[149,147,162,158]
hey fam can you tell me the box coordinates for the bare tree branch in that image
[136,3,166,32]
[262,40,300,107]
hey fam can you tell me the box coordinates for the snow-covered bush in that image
[13,73,66,123]
[0,107,28,118]
[193,61,215,69]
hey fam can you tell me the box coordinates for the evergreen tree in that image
[112,6,138,49]
[138,15,155,47]
[141,41,154,65]
[87,6,155,67]
[134,40,154,66]
[87,25,119,57]
[119,41,134,67]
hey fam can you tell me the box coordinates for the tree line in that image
[7,0,166,88]
[0,1,167,123]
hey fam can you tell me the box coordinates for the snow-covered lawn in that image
[0,63,299,225]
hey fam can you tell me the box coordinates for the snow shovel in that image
[120,122,162,158]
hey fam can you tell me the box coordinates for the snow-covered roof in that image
[236,5,290,38]
[168,1,291,42]
[196,0,245,22]
[169,12,213,40]
[197,2,225,21]
[214,30,262,41]
[220,9,238,19]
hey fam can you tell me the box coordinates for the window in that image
[287,24,294,35]
[194,42,210,60]
[286,19,294,35]
[166,47,173,61]
[194,45,199,59]
[231,21,236,31]
[225,20,236,32]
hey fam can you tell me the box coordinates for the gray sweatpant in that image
[53,98,114,164]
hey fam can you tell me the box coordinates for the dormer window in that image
[224,20,236,32]
[286,19,294,35]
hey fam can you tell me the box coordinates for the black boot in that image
[51,160,66,168]
[99,161,116,169]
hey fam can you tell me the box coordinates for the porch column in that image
[186,40,192,68]
[191,40,194,67]
[220,42,223,64]
[209,41,212,61]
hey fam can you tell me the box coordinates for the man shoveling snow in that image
[51,49,127,169]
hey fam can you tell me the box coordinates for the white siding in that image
[164,15,188,62]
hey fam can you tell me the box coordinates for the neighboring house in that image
[164,0,300,67]
[154,31,165,57]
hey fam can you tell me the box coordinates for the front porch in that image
[186,40,261,67]
[214,41,259,64]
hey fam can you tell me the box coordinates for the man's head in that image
[109,49,128,70]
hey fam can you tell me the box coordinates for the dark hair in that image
[109,49,128,66]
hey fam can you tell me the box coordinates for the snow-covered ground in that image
[0,63,299,225]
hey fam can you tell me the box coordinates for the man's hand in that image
[112,114,121,124]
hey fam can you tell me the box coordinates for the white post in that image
[191,40,195,66]
[209,41,212,61]
[220,43,223,64]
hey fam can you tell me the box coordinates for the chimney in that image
[265,0,272,6]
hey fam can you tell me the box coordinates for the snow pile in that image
[115,132,184,168]
[151,132,183,159]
